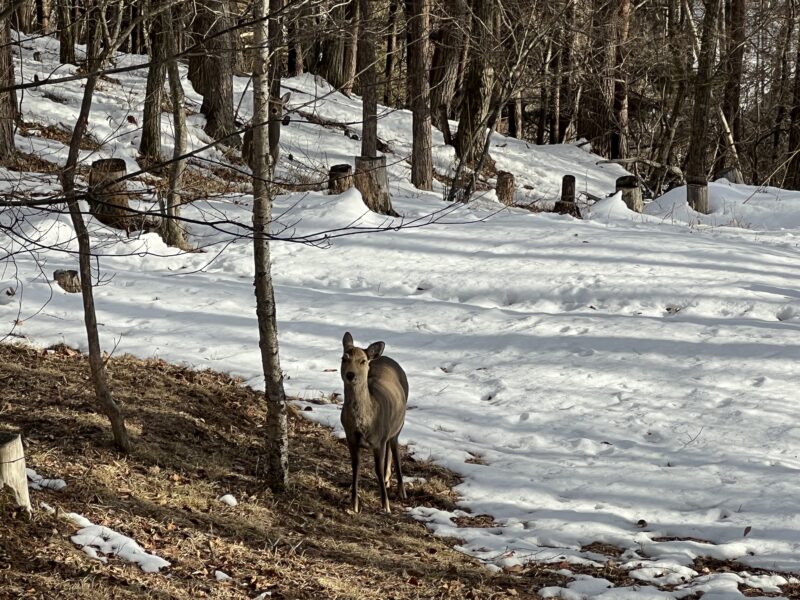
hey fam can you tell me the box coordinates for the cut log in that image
[53,269,81,293]
[496,171,515,206]
[687,178,709,214]
[88,158,135,231]
[354,156,397,216]
[616,175,643,213]
[0,432,32,512]
[553,174,581,218]
[328,164,353,195]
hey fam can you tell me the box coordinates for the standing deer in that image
[340,332,408,513]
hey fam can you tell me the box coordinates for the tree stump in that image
[553,174,581,218]
[88,158,135,231]
[0,432,32,512]
[496,171,515,206]
[328,164,354,195]
[354,156,397,215]
[53,269,81,293]
[687,178,709,214]
[616,175,643,213]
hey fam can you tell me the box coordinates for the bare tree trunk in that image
[188,0,241,148]
[722,0,746,149]
[252,0,288,491]
[611,0,631,159]
[287,1,307,77]
[686,0,720,213]
[139,7,167,161]
[161,7,189,250]
[341,0,359,95]
[268,0,284,167]
[558,0,576,142]
[537,40,551,145]
[359,0,377,158]
[429,0,467,132]
[454,0,495,168]
[406,0,432,190]
[57,0,76,64]
[507,91,523,139]
[61,11,131,453]
[384,0,399,105]
[579,0,615,157]
[788,8,800,189]
[0,3,16,161]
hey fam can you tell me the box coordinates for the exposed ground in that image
[2,344,798,599]
[0,343,552,599]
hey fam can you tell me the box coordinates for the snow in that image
[26,468,66,492]
[214,570,232,581]
[219,494,238,507]
[66,512,170,573]
[4,33,800,598]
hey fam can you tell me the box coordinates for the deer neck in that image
[343,380,376,426]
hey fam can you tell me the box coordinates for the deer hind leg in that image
[390,436,406,500]
[383,440,392,487]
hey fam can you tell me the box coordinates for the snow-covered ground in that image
[4,34,800,599]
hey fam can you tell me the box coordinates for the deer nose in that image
[345,371,355,382]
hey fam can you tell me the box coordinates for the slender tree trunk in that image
[268,0,284,167]
[341,0,359,95]
[686,0,720,213]
[0,3,16,161]
[139,9,168,161]
[58,0,76,64]
[406,0,432,189]
[717,0,746,171]
[611,0,631,159]
[558,0,576,142]
[287,2,307,77]
[359,0,377,158]
[252,0,289,491]
[788,7,800,189]
[384,0,399,105]
[61,12,130,453]
[537,41,551,145]
[580,0,615,157]
[161,8,189,250]
[507,91,523,139]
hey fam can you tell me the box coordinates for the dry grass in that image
[3,344,797,599]
[0,343,541,600]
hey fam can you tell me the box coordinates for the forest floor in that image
[0,342,574,600]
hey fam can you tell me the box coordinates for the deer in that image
[340,332,408,514]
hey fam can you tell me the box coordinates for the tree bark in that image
[384,0,399,105]
[788,7,800,189]
[188,0,241,148]
[139,7,168,161]
[57,0,76,64]
[341,0,359,95]
[0,3,16,161]
[61,10,131,453]
[579,0,615,157]
[161,6,189,250]
[406,0,433,190]
[0,433,31,512]
[429,0,467,132]
[611,0,631,159]
[557,0,576,142]
[358,0,378,158]
[268,0,284,167]
[454,0,495,168]
[252,0,289,491]
[686,0,720,213]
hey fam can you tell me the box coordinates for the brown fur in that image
[340,332,409,513]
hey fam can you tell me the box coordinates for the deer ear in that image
[366,341,385,360]
[342,332,354,349]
